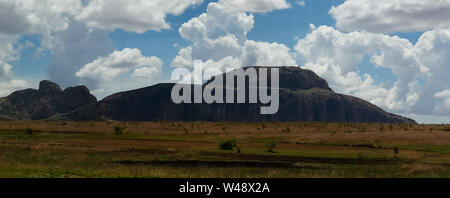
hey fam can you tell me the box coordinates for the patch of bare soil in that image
[114,160,323,169]
[200,152,402,165]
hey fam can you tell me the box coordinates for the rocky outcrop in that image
[69,67,416,123]
[0,80,97,120]
[0,67,416,123]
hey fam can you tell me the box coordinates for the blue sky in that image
[1,0,450,123]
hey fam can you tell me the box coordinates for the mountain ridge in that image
[0,67,416,123]
[0,80,97,120]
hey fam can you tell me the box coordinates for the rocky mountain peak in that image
[38,80,62,96]
[264,66,332,91]
[0,81,97,120]
[207,66,333,91]
[62,85,97,112]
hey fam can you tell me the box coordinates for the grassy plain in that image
[0,121,449,178]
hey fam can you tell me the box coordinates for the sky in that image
[0,0,450,123]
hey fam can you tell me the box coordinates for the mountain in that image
[68,67,415,123]
[0,80,97,120]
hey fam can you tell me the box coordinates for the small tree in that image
[266,140,277,153]
[219,140,235,150]
[114,126,123,135]
[26,128,34,135]
[393,147,399,158]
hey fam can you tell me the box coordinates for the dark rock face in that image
[38,80,63,97]
[0,80,97,120]
[62,86,97,112]
[70,67,416,124]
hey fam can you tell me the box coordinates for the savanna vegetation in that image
[0,121,449,178]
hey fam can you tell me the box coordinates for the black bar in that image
[0,178,447,197]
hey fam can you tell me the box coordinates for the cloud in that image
[75,48,163,97]
[0,0,82,33]
[295,25,450,116]
[132,66,161,79]
[434,90,450,113]
[76,48,163,98]
[414,29,450,115]
[0,79,27,96]
[0,1,29,35]
[76,0,204,33]
[330,0,450,33]
[435,90,450,98]
[242,40,296,66]
[77,48,163,81]
[0,61,26,96]
[0,11,29,96]
[46,21,114,91]
[218,0,291,13]
[173,0,295,70]
[296,1,305,7]
[178,3,254,44]
[202,56,242,71]
[0,0,83,51]
[172,47,194,67]
[0,34,18,62]
[295,25,423,111]
[0,62,12,80]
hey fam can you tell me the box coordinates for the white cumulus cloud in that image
[330,0,450,33]
[296,1,305,7]
[173,0,295,70]
[76,48,164,98]
[76,48,163,81]
[76,0,204,33]
[0,61,27,96]
[218,0,291,13]
[295,25,450,116]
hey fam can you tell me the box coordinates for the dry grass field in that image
[0,121,450,178]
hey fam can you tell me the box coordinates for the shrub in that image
[282,128,290,133]
[114,126,124,135]
[266,140,277,153]
[394,147,399,158]
[26,128,34,135]
[219,139,236,150]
